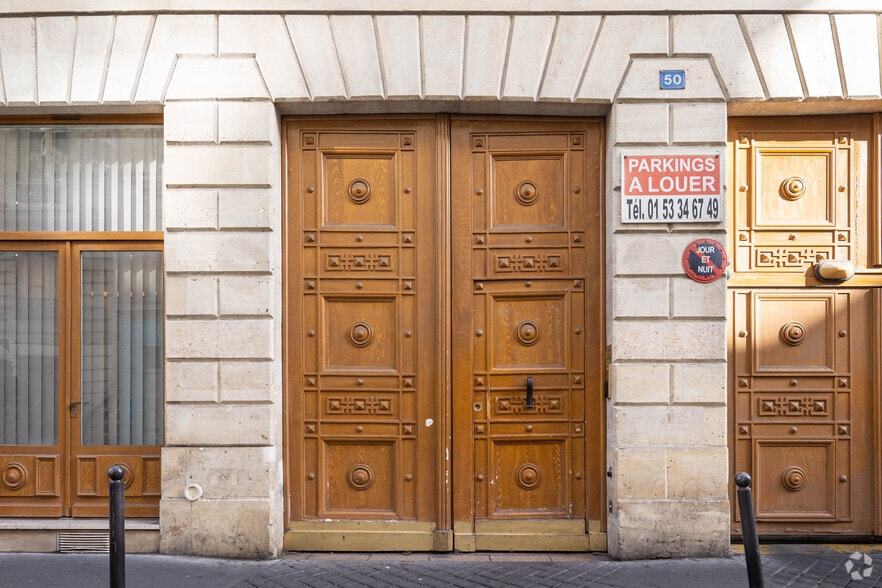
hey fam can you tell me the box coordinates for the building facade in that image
[0,1,881,560]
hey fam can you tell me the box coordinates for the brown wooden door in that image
[451,119,605,551]
[285,118,445,551]
[729,116,880,537]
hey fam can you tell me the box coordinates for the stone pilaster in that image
[606,56,729,559]
[160,55,283,558]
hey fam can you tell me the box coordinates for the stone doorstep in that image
[0,519,159,553]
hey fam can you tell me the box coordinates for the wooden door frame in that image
[281,114,606,551]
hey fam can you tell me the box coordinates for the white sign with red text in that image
[621,154,723,223]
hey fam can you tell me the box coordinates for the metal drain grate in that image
[58,531,110,553]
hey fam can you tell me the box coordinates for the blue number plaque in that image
[660,70,686,90]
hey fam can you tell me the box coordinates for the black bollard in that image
[108,465,126,588]
[735,472,764,588]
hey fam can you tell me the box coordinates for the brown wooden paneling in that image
[285,117,442,548]
[451,118,604,550]
[284,115,604,551]
[729,116,880,537]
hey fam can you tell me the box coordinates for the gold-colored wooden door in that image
[451,119,605,551]
[729,116,880,537]
[285,118,444,551]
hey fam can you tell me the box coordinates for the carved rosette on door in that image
[729,117,876,537]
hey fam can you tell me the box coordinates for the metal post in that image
[735,472,764,588]
[108,465,126,588]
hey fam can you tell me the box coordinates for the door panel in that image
[729,116,878,537]
[70,245,163,517]
[0,245,66,516]
[732,288,874,533]
[452,119,604,551]
[286,118,442,551]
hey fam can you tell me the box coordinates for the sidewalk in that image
[1,546,881,587]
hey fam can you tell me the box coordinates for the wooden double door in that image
[729,116,882,537]
[285,116,605,551]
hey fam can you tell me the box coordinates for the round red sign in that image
[682,238,727,283]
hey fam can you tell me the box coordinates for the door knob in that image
[525,377,535,410]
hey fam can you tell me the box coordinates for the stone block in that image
[835,14,882,98]
[672,15,764,99]
[610,404,727,448]
[70,16,115,103]
[330,15,384,99]
[671,277,726,318]
[609,363,670,404]
[218,102,277,144]
[788,14,842,98]
[219,276,273,317]
[103,15,153,103]
[610,103,669,145]
[219,14,309,101]
[376,15,421,99]
[127,530,160,553]
[502,15,556,100]
[670,103,726,144]
[666,448,728,500]
[165,231,272,273]
[422,15,465,99]
[617,57,725,102]
[165,360,219,403]
[464,16,509,100]
[672,363,727,405]
[609,499,729,559]
[613,277,669,318]
[165,319,274,360]
[164,275,218,317]
[163,189,218,230]
[0,530,56,552]
[539,15,601,101]
[161,497,281,558]
[220,361,275,403]
[0,18,36,104]
[612,319,726,362]
[36,17,75,104]
[164,144,275,188]
[165,102,218,144]
[136,15,217,103]
[286,15,347,100]
[158,498,192,554]
[165,404,275,446]
[161,446,277,500]
[578,15,667,102]
[612,234,698,276]
[217,189,275,230]
[610,449,666,500]
[165,56,270,102]
[740,15,802,100]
